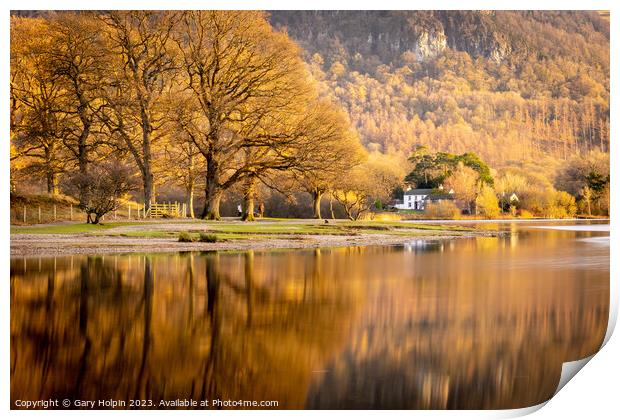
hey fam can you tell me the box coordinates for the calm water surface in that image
[10,222,609,409]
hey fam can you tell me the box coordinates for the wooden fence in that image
[12,201,189,224]
[146,202,184,218]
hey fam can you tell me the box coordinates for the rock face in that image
[413,31,447,61]
[268,11,512,65]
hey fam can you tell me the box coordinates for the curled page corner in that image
[489,356,597,419]
[602,269,618,348]
[553,356,595,396]
[496,401,548,418]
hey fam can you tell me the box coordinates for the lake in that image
[10,222,610,409]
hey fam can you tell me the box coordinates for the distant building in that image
[394,186,455,211]
[498,192,519,212]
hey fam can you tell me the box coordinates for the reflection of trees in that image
[11,256,144,404]
[11,250,358,408]
[74,261,90,396]
[306,241,609,409]
[12,241,606,410]
[134,256,153,400]
[188,249,356,408]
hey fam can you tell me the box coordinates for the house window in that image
[408,202,411,208]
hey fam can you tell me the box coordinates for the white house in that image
[394,186,455,211]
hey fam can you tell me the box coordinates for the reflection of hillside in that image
[307,235,609,409]
[10,250,360,408]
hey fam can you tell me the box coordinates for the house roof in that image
[404,189,434,196]
[428,193,454,200]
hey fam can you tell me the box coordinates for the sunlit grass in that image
[11,219,477,236]
[11,223,121,234]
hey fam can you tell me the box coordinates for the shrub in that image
[178,232,195,242]
[199,232,218,243]
[65,163,137,224]
[509,205,518,217]
[544,190,577,218]
[424,200,461,219]
[519,209,534,219]
[475,185,500,219]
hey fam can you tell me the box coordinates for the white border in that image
[2,1,617,419]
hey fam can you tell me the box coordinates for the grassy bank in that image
[11,219,475,237]
[10,219,502,257]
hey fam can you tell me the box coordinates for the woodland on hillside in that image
[270,11,609,162]
[10,11,610,222]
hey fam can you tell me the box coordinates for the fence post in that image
[53,205,57,221]
[23,205,26,223]
[128,204,131,219]
[70,204,73,221]
[38,206,41,224]
[114,210,117,220]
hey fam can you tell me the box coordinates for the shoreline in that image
[10,229,502,258]
[10,217,607,258]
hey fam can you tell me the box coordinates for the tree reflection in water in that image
[10,230,609,409]
[11,249,356,408]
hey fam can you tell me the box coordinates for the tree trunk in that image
[47,171,59,195]
[242,176,257,222]
[141,109,154,210]
[142,171,154,211]
[77,130,90,206]
[329,194,336,219]
[201,150,222,220]
[186,154,195,218]
[186,183,195,218]
[312,188,323,219]
[202,186,223,220]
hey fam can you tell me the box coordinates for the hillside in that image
[269,11,610,167]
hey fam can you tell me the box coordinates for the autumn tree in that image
[555,150,609,215]
[332,169,373,221]
[11,17,67,194]
[332,157,401,220]
[99,11,179,210]
[66,162,137,224]
[444,162,480,214]
[234,99,350,221]
[46,12,108,201]
[172,11,316,220]
[496,171,528,211]
[476,185,500,218]
[364,153,407,209]
[580,185,593,216]
[163,126,204,218]
[289,101,366,219]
